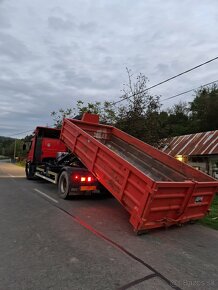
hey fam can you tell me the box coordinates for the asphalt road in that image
[0,162,217,290]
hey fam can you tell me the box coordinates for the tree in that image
[51,108,74,129]
[0,136,15,157]
[51,69,163,146]
[166,102,190,136]
[116,68,161,146]
[51,69,162,146]
[190,84,218,132]
[51,100,117,128]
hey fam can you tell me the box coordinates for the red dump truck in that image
[25,113,218,233]
[25,121,101,198]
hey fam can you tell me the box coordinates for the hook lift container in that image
[59,113,218,233]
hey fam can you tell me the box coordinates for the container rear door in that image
[181,182,217,220]
[139,182,217,230]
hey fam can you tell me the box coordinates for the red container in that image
[61,114,218,233]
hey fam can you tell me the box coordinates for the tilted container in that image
[61,114,218,233]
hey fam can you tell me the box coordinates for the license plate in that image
[80,186,97,191]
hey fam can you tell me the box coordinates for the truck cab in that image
[27,127,67,164]
[25,126,100,199]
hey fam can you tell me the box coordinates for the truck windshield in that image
[37,128,60,139]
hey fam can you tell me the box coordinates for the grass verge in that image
[16,160,26,167]
[200,194,218,230]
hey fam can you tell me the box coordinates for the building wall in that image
[187,155,218,179]
[209,156,218,178]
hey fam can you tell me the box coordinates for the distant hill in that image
[0,136,15,141]
[0,135,32,159]
[0,136,15,157]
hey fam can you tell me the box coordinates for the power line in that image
[160,79,218,102]
[113,56,218,105]
[2,129,34,139]
[5,124,54,138]
[8,129,34,137]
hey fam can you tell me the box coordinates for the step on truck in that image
[59,113,218,233]
[25,120,100,198]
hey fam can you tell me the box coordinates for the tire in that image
[58,171,70,199]
[25,162,35,180]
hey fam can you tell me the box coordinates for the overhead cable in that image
[161,79,218,102]
[113,56,218,105]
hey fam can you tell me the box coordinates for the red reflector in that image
[72,174,80,181]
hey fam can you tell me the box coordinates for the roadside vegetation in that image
[16,160,26,167]
[51,69,218,147]
[200,195,218,230]
[0,135,32,162]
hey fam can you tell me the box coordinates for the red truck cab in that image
[25,126,100,199]
[27,127,67,164]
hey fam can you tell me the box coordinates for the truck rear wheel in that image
[25,162,35,180]
[58,171,70,199]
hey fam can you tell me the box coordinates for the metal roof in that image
[162,130,218,156]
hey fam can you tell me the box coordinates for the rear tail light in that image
[72,174,95,183]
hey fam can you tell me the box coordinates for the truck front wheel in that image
[58,171,70,199]
[25,162,35,180]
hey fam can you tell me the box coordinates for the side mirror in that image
[23,144,27,151]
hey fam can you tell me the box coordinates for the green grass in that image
[200,194,218,230]
[16,160,26,167]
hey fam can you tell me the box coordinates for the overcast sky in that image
[0,0,218,137]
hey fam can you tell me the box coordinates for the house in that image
[162,130,218,179]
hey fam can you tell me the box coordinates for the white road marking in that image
[0,175,25,178]
[8,173,25,178]
[34,188,58,203]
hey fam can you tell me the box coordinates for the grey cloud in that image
[103,56,113,65]
[0,33,34,62]
[0,77,73,136]
[0,1,10,29]
[156,63,172,77]
[48,58,121,91]
[0,16,10,29]
[94,45,108,53]
[48,16,75,31]
[0,66,18,78]
[1,0,218,137]
[48,43,79,61]
[48,15,97,34]
[78,22,97,34]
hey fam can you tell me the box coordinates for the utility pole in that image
[14,139,16,162]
